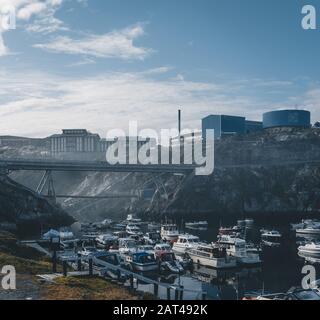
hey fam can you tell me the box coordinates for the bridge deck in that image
[0,159,197,173]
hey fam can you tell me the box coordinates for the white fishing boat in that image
[160,224,179,242]
[217,235,261,265]
[261,230,282,247]
[296,225,320,236]
[172,234,201,254]
[124,252,158,272]
[291,219,320,231]
[126,224,142,235]
[298,243,320,259]
[186,244,237,269]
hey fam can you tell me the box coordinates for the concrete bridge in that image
[0,158,197,174]
[0,158,197,201]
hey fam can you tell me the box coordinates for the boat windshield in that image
[163,226,177,231]
[135,254,155,263]
[198,246,227,258]
[179,237,199,243]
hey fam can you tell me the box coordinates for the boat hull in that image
[161,234,179,242]
[298,249,320,259]
[187,253,237,269]
[131,263,159,272]
[296,229,320,235]
[262,240,281,248]
[172,245,190,254]
[237,255,262,266]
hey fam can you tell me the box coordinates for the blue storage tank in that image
[263,110,311,129]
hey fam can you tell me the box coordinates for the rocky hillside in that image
[145,127,320,222]
[0,175,74,236]
[1,127,320,223]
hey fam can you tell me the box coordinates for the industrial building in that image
[202,109,311,140]
[50,129,101,154]
[49,129,156,162]
[202,115,263,139]
[263,110,311,129]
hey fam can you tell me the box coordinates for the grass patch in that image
[0,230,60,274]
[41,276,137,300]
[0,251,54,274]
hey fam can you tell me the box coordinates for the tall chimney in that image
[178,109,181,135]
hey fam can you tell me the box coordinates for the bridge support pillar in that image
[36,170,56,203]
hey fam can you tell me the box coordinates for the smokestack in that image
[178,109,181,135]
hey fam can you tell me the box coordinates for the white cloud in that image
[17,2,47,20]
[139,66,173,75]
[0,68,280,138]
[34,24,154,60]
[0,0,65,56]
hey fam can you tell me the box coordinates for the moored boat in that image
[160,224,179,242]
[124,252,158,272]
[296,225,320,236]
[172,234,201,254]
[298,242,320,259]
[186,244,237,269]
[217,235,261,265]
[155,251,184,274]
[126,224,142,235]
[291,219,320,231]
[261,230,282,248]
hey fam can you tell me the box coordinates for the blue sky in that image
[0,0,319,137]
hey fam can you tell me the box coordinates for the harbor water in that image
[131,222,320,300]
